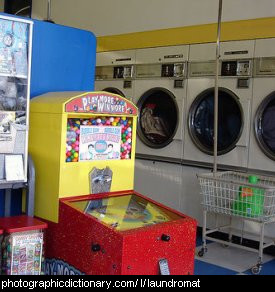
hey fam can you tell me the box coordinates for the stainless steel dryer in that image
[95,50,135,99]
[249,38,275,173]
[133,45,189,163]
[183,40,255,169]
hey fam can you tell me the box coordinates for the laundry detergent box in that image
[233,175,264,218]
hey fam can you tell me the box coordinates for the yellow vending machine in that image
[29,91,137,223]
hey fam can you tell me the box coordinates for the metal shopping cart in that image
[197,171,275,274]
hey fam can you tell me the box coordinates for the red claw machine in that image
[29,91,197,275]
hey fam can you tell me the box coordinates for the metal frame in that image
[0,15,34,216]
[24,17,33,183]
[197,171,275,274]
[200,212,275,274]
[213,0,223,174]
[4,155,35,217]
[0,15,33,184]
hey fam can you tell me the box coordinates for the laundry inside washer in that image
[189,87,243,155]
[137,88,179,148]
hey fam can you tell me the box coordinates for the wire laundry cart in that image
[197,171,275,274]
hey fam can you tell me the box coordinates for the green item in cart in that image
[233,175,264,217]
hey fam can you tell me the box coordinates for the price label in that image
[159,259,170,275]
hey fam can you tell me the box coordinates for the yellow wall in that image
[97,17,275,52]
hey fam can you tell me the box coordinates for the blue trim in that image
[194,259,238,275]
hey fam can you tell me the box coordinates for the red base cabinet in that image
[44,191,197,275]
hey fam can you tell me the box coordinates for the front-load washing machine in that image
[183,40,255,169]
[133,45,189,163]
[248,38,275,173]
[95,50,136,99]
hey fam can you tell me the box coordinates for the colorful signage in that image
[0,19,29,78]
[79,126,121,161]
[65,92,137,115]
[10,232,43,275]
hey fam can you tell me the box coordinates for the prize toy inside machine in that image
[0,15,47,275]
[29,91,197,275]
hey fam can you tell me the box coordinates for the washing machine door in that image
[189,87,243,155]
[137,87,179,148]
[255,91,275,160]
[103,87,125,97]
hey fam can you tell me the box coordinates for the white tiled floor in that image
[194,231,275,275]
[195,242,274,273]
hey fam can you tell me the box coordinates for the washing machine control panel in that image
[113,65,134,79]
[136,63,186,79]
[161,63,186,78]
[221,60,251,76]
[95,65,134,80]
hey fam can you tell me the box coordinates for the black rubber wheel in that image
[198,249,205,257]
[251,265,262,275]
[221,243,230,248]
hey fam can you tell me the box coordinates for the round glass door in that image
[137,87,179,148]
[255,91,275,160]
[188,87,243,155]
[103,87,125,97]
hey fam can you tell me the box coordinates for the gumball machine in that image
[29,91,197,275]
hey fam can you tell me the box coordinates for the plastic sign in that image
[65,92,137,115]
[79,126,121,161]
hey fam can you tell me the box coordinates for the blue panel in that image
[10,189,23,216]
[194,260,238,275]
[31,20,97,97]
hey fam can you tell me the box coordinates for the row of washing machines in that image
[95,38,275,174]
